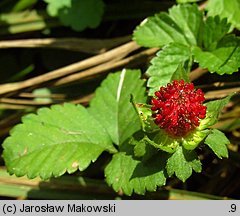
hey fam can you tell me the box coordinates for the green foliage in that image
[89,69,146,146]
[182,130,209,150]
[199,95,233,129]
[2,65,232,194]
[166,146,202,182]
[202,16,230,50]
[193,35,240,75]
[204,129,229,159]
[146,43,191,95]
[170,64,190,83]
[133,3,240,82]
[133,4,202,47]
[105,151,167,196]
[152,130,179,153]
[130,101,159,133]
[133,139,147,158]
[206,0,240,30]
[3,103,116,179]
[168,4,203,46]
[44,0,105,31]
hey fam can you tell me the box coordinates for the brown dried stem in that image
[0,36,131,54]
[0,41,140,96]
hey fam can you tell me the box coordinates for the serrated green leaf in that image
[105,152,167,196]
[204,129,229,159]
[89,69,146,146]
[203,16,230,50]
[133,12,187,48]
[166,146,201,182]
[133,4,202,47]
[206,0,240,30]
[193,35,240,74]
[199,95,232,129]
[146,43,191,95]
[44,0,105,31]
[3,103,116,180]
[169,4,203,46]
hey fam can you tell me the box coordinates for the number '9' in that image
[230,204,236,212]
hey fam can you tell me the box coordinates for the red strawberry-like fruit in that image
[151,80,206,138]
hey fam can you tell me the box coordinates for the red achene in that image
[151,80,206,137]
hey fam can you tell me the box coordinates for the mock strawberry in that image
[151,80,206,137]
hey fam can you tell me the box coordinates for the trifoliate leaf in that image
[204,129,229,159]
[193,35,240,74]
[199,94,232,129]
[3,103,116,180]
[44,0,105,31]
[202,16,230,51]
[166,146,202,182]
[146,43,191,95]
[206,0,240,30]
[133,4,203,47]
[89,69,146,146]
[105,152,167,196]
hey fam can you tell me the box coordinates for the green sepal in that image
[182,129,210,150]
[145,131,179,153]
[131,97,159,133]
